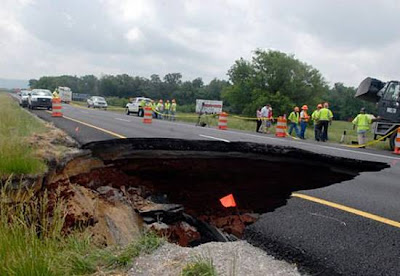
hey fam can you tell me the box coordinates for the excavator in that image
[355,77,400,150]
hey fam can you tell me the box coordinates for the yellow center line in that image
[292,193,400,229]
[46,111,126,139]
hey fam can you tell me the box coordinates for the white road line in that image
[199,134,230,143]
[114,118,131,122]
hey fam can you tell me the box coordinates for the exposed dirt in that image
[6,137,388,247]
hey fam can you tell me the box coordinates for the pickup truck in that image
[126,97,152,117]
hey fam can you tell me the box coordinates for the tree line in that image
[29,49,374,120]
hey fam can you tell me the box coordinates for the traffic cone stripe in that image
[51,98,63,117]
[275,116,287,138]
[218,112,228,130]
[394,128,400,155]
[143,106,152,124]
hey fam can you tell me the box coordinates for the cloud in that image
[1,0,400,87]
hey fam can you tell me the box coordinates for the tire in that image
[138,109,144,117]
[126,108,131,115]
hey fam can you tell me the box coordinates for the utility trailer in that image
[58,86,72,104]
[355,77,400,150]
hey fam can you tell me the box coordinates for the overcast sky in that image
[1,0,399,87]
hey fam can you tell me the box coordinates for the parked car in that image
[87,96,108,109]
[19,90,30,107]
[28,89,53,110]
[126,97,152,117]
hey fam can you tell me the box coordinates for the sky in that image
[1,0,400,87]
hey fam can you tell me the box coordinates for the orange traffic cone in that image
[394,128,400,154]
[275,116,287,137]
[143,106,152,124]
[51,98,63,117]
[218,112,228,130]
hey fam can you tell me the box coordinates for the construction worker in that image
[164,100,171,120]
[256,107,262,132]
[52,88,59,98]
[316,102,333,142]
[156,99,164,119]
[265,104,273,134]
[299,105,310,139]
[288,106,300,137]
[151,100,157,118]
[170,99,177,121]
[139,99,146,117]
[352,107,375,148]
[311,104,323,141]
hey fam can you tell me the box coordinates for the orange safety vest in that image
[300,111,309,122]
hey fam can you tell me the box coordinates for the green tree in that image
[223,49,328,116]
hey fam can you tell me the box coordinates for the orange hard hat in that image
[317,104,323,108]
[301,105,308,110]
[294,106,300,112]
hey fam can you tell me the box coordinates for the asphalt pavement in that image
[31,103,400,275]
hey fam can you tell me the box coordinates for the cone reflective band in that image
[394,128,400,155]
[219,194,236,208]
[275,116,287,137]
[218,112,228,130]
[51,98,63,117]
[143,106,152,124]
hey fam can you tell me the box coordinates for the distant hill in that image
[0,78,29,89]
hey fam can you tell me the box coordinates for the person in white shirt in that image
[260,104,269,133]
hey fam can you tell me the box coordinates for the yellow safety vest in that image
[171,103,177,112]
[288,112,300,124]
[165,103,171,110]
[352,114,372,131]
[318,108,333,121]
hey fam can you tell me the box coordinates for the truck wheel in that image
[389,130,397,151]
[126,108,131,115]
[138,109,144,117]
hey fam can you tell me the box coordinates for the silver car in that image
[19,90,30,107]
[87,96,108,109]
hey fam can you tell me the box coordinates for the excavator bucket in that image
[355,77,385,103]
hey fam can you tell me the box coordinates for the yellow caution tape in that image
[345,128,397,148]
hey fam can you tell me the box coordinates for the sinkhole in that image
[66,138,387,246]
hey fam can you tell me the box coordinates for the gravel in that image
[129,241,301,276]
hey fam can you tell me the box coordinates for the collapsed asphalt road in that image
[31,103,400,275]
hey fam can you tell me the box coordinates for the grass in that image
[0,92,47,176]
[0,178,163,275]
[181,256,218,276]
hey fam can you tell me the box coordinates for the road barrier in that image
[51,98,63,117]
[143,106,153,124]
[218,112,228,130]
[394,128,400,154]
[275,116,287,137]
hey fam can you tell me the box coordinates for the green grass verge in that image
[181,256,218,276]
[0,92,47,176]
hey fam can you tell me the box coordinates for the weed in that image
[182,255,218,276]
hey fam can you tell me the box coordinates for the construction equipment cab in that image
[126,97,152,117]
[355,77,400,149]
